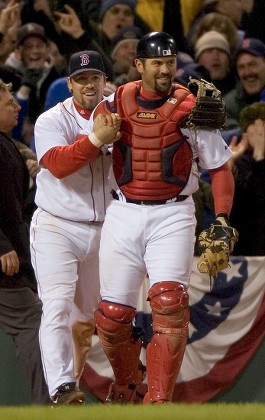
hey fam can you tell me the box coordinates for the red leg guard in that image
[143,281,189,404]
[94,301,145,402]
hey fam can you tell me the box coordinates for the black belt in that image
[111,190,189,205]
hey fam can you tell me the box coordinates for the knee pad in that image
[148,281,189,332]
[95,301,136,344]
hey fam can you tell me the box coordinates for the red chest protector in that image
[96,81,195,200]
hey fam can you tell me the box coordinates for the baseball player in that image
[30,50,121,405]
[86,32,237,403]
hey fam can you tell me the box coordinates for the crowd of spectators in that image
[0,0,264,256]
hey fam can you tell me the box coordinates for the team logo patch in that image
[80,53,90,66]
[137,112,157,119]
[163,49,172,56]
[167,98,177,104]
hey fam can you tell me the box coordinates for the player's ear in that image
[67,77,73,93]
[134,58,144,75]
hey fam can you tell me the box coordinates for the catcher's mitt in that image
[197,215,239,277]
[186,77,226,130]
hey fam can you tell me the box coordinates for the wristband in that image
[89,131,104,148]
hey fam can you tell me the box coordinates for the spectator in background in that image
[229,102,265,256]
[0,78,49,405]
[5,22,64,145]
[52,1,149,76]
[224,38,265,129]
[20,0,64,53]
[187,0,247,51]
[177,31,236,96]
[20,1,115,81]
[96,0,150,43]
[194,31,236,95]
[110,25,142,85]
[0,0,21,64]
[13,137,40,226]
[189,12,240,56]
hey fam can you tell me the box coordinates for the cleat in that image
[52,382,85,405]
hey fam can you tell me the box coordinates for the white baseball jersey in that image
[34,97,111,222]
[31,97,111,396]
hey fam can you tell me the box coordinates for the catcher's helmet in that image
[136,31,178,59]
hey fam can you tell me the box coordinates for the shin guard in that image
[144,281,189,403]
[95,301,145,402]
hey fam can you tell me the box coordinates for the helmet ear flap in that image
[136,31,178,60]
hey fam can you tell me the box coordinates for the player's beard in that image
[155,75,173,93]
[82,94,100,110]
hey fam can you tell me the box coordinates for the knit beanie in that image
[111,26,142,59]
[99,0,136,20]
[239,102,265,133]
[195,30,230,59]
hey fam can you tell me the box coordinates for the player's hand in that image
[0,250,20,276]
[93,113,122,145]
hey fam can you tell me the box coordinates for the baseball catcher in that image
[197,214,239,277]
[93,31,237,405]
[186,77,226,130]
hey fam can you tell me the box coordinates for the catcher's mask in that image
[135,31,178,60]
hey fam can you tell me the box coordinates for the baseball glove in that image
[186,77,226,130]
[197,215,239,277]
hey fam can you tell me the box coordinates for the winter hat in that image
[239,102,265,133]
[111,26,142,59]
[68,51,105,77]
[195,30,230,59]
[99,0,136,20]
[16,23,47,47]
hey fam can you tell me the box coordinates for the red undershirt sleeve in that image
[208,163,235,216]
[41,135,101,178]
